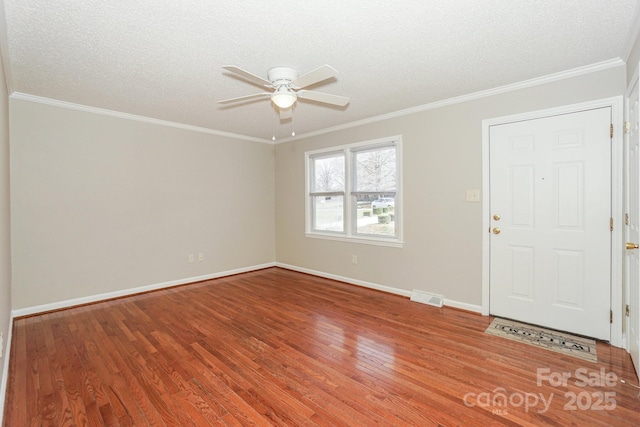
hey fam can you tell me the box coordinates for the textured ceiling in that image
[2,0,639,142]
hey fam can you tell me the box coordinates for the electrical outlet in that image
[352,255,358,264]
[198,253,204,262]
[188,254,194,263]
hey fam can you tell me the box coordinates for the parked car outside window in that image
[372,198,394,209]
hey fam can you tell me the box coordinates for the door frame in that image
[624,64,639,362]
[481,96,624,348]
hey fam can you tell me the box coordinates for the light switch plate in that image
[466,189,480,202]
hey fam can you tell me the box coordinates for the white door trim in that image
[624,64,639,360]
[482,96,624,348]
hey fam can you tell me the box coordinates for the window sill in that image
[305,232,404,248]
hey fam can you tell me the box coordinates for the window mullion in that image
[344,148,353,236]
[309,191,345,197]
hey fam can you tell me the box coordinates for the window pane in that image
[355,194,395,236]
[313,155,344,192]
[313,195,344,232]
[354,146,396,192]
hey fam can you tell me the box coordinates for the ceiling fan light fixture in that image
[271,88,297,109]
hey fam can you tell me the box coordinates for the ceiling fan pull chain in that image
[272,106,276,141]
[291,106,296,137]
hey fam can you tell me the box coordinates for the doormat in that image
[485,318,597,363]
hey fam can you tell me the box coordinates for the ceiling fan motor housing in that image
[268,67,299,87]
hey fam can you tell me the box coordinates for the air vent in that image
[410,290,444,308]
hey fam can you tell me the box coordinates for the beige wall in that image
[275,65,626,307]
[7,64,628,313]
[0,4,10,401]
[10,99,275,309]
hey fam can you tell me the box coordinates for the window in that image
[306,136,402,246]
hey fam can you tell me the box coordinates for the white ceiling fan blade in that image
[297,90,350,107]
[218,92,270,104]
[279,108,292,120]
[222,65,272,87]
[291,65,338,89]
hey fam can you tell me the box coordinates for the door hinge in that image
[626,304,630,317]
[610,124,614,138]
[610,310,613,323]
[625,121,631,134]
[610,217,614,231]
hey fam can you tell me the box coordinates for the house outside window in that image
[305,136,402,247]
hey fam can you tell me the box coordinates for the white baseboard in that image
[0,320,13,427]
[276,262,412,297]
[11,262,276,318]
[442,299,483,313]
[276,263,482,314]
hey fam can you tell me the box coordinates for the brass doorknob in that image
[626,242,639,250]
[493,214,501,221]
[493,227,501,234]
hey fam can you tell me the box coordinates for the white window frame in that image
[305,136,403,247]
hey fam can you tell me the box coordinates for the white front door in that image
[625,74,640,374]
[489,108,612,340]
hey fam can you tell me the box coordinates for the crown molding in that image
[277,58,625,143]
[10,58,624,145]
[9,92,274,144]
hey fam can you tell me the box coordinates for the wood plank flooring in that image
[3,267,640,426]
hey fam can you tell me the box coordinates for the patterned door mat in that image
[485,318,597,362]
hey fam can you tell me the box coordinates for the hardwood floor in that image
[3,267,640,426]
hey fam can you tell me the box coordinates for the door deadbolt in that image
[493,214,501,221]
[493,227,501,234]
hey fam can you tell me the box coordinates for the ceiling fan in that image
[218,64,349,119]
